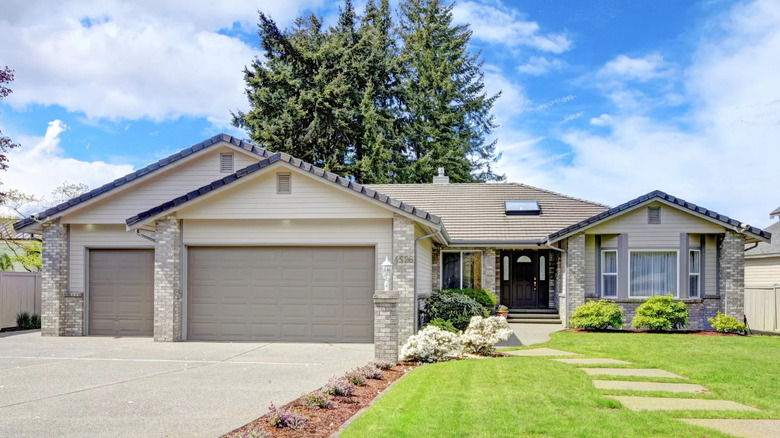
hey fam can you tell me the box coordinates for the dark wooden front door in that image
[500,250,550,309]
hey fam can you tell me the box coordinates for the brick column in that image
[718,230,745,319]
[482,248,497,300]
[41,219,67,336]
[154,215,182,341]
[63,294,84,336]
[566,232,586,326]
[392,214,415,344]
[374,290,400,363]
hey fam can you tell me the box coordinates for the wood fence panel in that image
[744,285,779,332]
[0,272,42,329]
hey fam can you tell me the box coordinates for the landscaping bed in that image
[565,328,742,336]
[222,363,417,438]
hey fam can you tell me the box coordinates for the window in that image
[630,251,678,297]
[539,255,546,281]
[689,250,700,297]
[504,201,541,215]
[442,251,482,289]
[647,206,661,224]
[502,256,509,281]
[220,153,234,173]
[276,172,291,194]
[601,250,618,297]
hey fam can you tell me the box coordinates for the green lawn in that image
[342,332,780,437]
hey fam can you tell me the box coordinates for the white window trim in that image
[628,249,680,298]
[440,250,483,289]
[600,249,618,298]
[689,249,701,298]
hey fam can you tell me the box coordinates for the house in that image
[745,208,780,286]
[13,134,770,361]
[0,219,37,272]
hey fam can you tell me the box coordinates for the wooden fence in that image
[0,271,41,329]
[745,285,780,333]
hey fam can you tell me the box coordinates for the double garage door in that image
[87,247,374,342]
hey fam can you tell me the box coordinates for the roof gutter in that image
[446,239,544,248]
[544,239,568,328]
[414,227,442,333]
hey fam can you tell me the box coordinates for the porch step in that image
[507,318,562,324]
[506,311,562,324]
[508,308,559,314]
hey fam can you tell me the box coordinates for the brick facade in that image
[566,232,586,325]
[392,214,415,344]
[153,215,182,342]
[585,297,721,330]
[719,230,745,319]
[41,219,68,336]
[373,290,400,363]
[63,293,84,335]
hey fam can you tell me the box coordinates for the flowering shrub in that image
[267,402,307,430]
[708,312,747,334]
[400,325,461,362]
[238,427,270,438]
[425,318,458,333]
[345,369,367,386]
[324,377,357,397]
[359,365,384,380]
[372,360,395,370]
[299,390,333,409]
[460,316,513,355]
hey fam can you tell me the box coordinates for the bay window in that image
[441,251,482,289]
[629,250,678,297]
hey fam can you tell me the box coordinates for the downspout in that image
[415,228,442,333]
[135,229,156,243]
[545,240,569,327]
[744,242,759,252]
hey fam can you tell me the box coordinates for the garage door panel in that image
[187,247,373,342]
[89,249,154,337]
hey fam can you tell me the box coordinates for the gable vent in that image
[648,206,661,224]
[277,172,292,194]
[220,153,234,173]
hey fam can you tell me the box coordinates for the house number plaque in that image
[394,255,414,264]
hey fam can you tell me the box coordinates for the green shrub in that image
[424,290,489,330]
[425,318,458,333]
[708,312,747,334]
[632,295,689,331]
[442,288,498,310]
[570,300,623,330]
[30,314,41,329]
[16,312,31,329]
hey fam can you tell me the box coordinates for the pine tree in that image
[399,0,503,182]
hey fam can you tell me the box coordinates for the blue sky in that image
[1,0,779,228]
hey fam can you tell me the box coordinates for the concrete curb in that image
[329,368,413,438]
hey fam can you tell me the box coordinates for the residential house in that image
[745,208,780,286]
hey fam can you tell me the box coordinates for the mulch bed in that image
[222,362,418,438]
[565,328,742,336]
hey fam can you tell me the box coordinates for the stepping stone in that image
[593,380,709,393]
[580,368,684,378]
[554,358,632,365]
[505,348,580,357]
[607,396,760,412]
[679,419,780,438]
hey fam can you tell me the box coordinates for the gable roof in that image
[367,183,608,243]
[771,206,780,219]
[125,153,442,229]
[547,190,771,243]
[745,221,780,258]
[13,134,268,232]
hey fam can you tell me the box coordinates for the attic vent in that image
[220,153,234,173]
[648,206,661,224]
[277,172,292,194]
[505,201,541,216]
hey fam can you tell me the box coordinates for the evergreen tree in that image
[399,0,503,182]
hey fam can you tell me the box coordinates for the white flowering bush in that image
[460,316,513,355]
[400,325,461,362]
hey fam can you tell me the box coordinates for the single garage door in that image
[187,247,374,342]
[88,249,154,336]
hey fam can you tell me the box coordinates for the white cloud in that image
[452,1,571,53]
[500,0,780,228]
[536,95,576,110]
[516,56,566,75]
[561,112,584,123]
[482,65,529,124]
[0,0,322,121]
[2,120,134,201]
[598,53,670,81]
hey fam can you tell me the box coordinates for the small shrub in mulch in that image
[223,364,415,438]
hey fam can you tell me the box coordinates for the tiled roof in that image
[771,206,780,218]
[745,221,780,257]
[548,190,771,242]
[13,134,267,232]
[126,153,441,227]
[367,183,608,242]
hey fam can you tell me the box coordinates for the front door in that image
[512,251,537,307]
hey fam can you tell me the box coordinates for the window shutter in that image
[220,153,234,173]
[277,172,291,194]
[647,206,661,224]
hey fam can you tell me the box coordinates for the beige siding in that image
[415,225,433,297]
[177,168,394,220]
[69,225,153,294]
[62,146,260,224]
[588,201,724,247]
[746,257,780,286]
[183,218,392,291]
[601,234,618,248]
[585,234,596,293]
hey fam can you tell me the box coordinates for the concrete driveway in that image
[0,330,373,437]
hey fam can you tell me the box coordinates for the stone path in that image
[527,348,778,438]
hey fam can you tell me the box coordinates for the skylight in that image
[505,201,541,216]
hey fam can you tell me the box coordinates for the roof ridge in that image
[13,133,268,232]
[508,182,609,208]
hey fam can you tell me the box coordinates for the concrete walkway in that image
[0,331,373,438]
[497,323,564,347]
[680,419,780,438]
